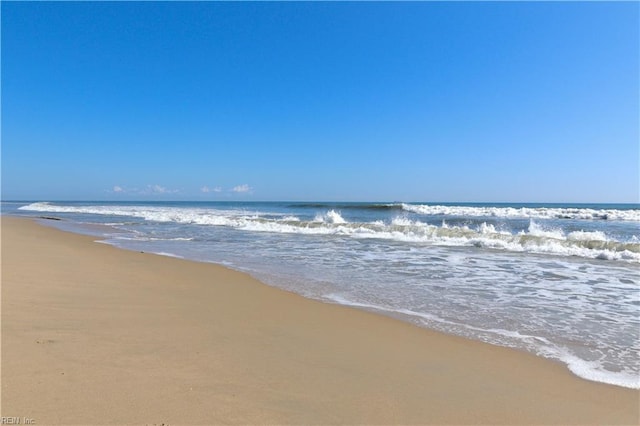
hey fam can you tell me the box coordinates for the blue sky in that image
[2,2,638,202]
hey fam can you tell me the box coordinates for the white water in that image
[19,202,640,263]
[401,203,640,221]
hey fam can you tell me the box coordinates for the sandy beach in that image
[1,216,638,425]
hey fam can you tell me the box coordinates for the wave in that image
[287,202,640,221]
[324,293,640,389]
[22,201,640,221]
[400,203,640,221]
[18,202,640,263]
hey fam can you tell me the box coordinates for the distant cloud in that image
[201,184,251,195]
[147,184,179,194]
[109,184,178,196]
[201,185,222,193]
[231,184,252,193]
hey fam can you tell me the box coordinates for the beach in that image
[2,216,638,424]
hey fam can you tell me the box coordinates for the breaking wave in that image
[285,202,640,221]
[400,203,640,221]
[19,202,640,262]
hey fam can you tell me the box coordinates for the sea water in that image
[4,200,639,389]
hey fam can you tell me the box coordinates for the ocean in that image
[4,200,639,389]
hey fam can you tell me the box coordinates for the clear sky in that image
[2,1,638,203]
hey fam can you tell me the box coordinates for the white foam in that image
[324,294,640,389]
[313,209,347,224]
[401,203,640,221]
[21,201,640,222]
[153,251,184,259]
[567,230,608,241]
[18,202,640,263]
[525,220,565,240]
[536,345,640,390]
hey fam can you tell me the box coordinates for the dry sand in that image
[1,216,638,425]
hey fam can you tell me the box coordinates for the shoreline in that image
[2,216,638,424]
[35,213,640,391]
